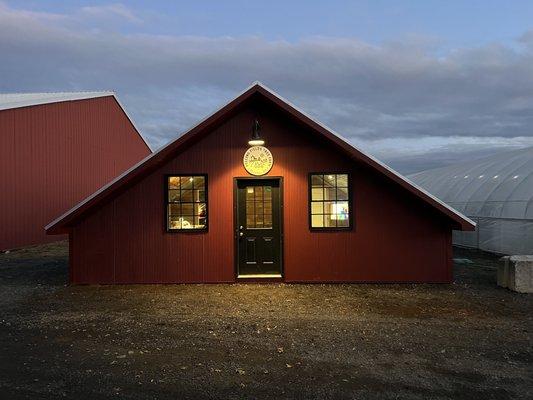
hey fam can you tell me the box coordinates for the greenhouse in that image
[408,146,533,255]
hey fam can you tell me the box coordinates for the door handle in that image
[239,232,244,237]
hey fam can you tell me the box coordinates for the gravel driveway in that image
[0,241,531,400]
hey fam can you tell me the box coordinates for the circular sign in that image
[243,146,273,176]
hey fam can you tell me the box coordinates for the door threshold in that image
[237,274,282,279]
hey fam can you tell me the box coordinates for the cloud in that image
[0,2,532,172]
[80,4,143,24]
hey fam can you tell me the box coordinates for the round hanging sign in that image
[243,146,273,176]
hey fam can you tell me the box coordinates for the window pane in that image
[337,187,348,200]
[324,174,336,187]
[193,176,205,189]
[255,186,263,200]
[255,213,264,227]
[181,190,193,202]
[311,187,323,201]
[324,187,336,200]
[336,174,348,187]
[324,215,337,228]
[246,187,255,201]
[169,218,181,230]
[311,215,324,227]
[197,189,206,202]
[324,201,336,214]
[311,201,323,214]
[337,216,349,227]
[264,214,272,228]
[181,215,194,229]
[179,177,192,190]
[197,203,207,216]
[255,201,264,214]
[168,189,180,202]
[168,204,181,217]
[198,215,207,227]
[246,214,255,228]
[246,201,254,215]
[194,216,206,228]
[264,201,272,214]
[335,201,349,216]
[168,176,180,189]
[311,174,324,187]
[181,203,194,216]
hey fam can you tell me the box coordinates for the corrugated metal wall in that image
[0,97,151,250]
[70,100,452,283]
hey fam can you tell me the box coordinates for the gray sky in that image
[2,1,533,173]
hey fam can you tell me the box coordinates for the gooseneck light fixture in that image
[248,119,265,146]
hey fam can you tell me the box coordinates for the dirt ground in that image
[0,241,531,400]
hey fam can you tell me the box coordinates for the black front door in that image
[236,178,282,278]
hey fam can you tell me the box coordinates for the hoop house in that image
[409,146,533,255]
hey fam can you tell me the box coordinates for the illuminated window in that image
[309,173,351,229]
[166,175,207,231]
[245,185,273,229]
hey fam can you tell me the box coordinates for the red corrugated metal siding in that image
[70,100,453,284]
[0,97,150,250]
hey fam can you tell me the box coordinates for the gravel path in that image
[0,242,531,399]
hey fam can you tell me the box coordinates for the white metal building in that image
[408,146,533,255]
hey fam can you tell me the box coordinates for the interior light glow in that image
[330,202,349,220]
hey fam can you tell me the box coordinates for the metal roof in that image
[0,91,152,151]
[408,146,533,220]
[0,91,114,111]
[46,81,475,234]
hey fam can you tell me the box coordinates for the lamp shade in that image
[248,119,265,146]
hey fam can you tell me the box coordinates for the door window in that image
[245,186,273,229]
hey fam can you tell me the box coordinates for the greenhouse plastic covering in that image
[408,146,533,255]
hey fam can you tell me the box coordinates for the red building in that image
[47,83,474,284]
[0,92,151,250]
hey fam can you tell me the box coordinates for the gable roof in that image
[0,91,152,151]
[46,82,475,234]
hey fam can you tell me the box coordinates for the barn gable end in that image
[0,93,151,250]
[45,83,473,284]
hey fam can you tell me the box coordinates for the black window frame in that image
[308,172,353,231]
[165,174,208,232]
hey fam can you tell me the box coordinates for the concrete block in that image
[499,255,533,293]
[497,256,509,288]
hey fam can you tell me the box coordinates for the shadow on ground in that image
[0,241,531,399]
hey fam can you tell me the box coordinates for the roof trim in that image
[0,91,152,152]
[46,82,475,234]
